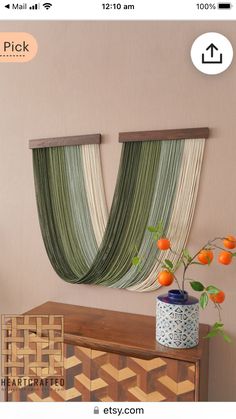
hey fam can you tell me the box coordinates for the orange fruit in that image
[218,251,232,265]
[157,238,171,251]
[158,271,174,286]
[197,249,214,265]
[223,235,236,250]
[210,290,225,304]
[218,251,233,265]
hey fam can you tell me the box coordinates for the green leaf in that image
[164,259,173,270]
[156,221,164,233]
[132,256,140,266]
[191,261,202,265]
[182,248,192,262]
[222,333,232,343]
[183,248,190,257]
[200,292,209,309]
[204,330,218,339]
[204,323,221,338]
[206,285,220,295]
[232,252,236,257]
[153,234,159,241]
[190,281,205,292]
[212,322,224,330]
[204,323,231,342]
[148,226,158,233]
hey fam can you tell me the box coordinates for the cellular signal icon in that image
[43,2,52,9]
[29,3,40,9]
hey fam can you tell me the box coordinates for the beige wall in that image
[0,21,235,401]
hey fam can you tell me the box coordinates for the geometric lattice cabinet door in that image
[7,345,196,402]
[87,350,196,402]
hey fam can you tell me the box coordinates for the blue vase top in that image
[157,289,199,305]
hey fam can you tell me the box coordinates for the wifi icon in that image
[43,2,52,9]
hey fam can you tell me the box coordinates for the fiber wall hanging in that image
[29,127,209,292]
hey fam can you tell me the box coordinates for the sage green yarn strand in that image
[33,148,78,280]
[64,146,98,266]
[33,147,98,281]
[48,148,93,277]
[115,140,184,289]
[76,141,145,284]
[85,141,162,286]
[130,138,205,292]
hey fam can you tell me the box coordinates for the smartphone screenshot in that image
[0,1,235,418]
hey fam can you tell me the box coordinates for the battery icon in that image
[218,3,233,8]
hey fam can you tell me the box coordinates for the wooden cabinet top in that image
[25,301,209,363]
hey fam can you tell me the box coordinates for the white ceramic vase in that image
[156,289,199,349]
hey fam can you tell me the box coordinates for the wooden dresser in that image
[6,301,209,402]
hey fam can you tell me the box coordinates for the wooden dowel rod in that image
[119,128,209,143]
[29,134,101,149]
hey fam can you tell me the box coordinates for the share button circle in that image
[191,32,233,75]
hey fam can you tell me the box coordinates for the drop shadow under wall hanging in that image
[29,127,209,291]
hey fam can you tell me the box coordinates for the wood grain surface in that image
[29,134,101,149]
[119,127,209,142]
[24,301,209,363]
